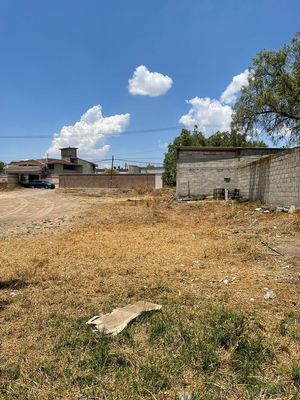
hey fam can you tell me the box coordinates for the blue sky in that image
[0,0,299,166]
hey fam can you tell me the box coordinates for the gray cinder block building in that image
[176,146,300,207]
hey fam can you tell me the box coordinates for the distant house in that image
[96,166,129,174]
[96,164,164,175]
[128,164,164,175]
[6,147,97,186]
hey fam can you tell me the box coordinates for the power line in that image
[74,156,163,164]
[0,124,226,139]
[94,158,163,165]
[115,158,162,165]
[92,157,162,162]
[114,149,165,156]
[0,126,178,139]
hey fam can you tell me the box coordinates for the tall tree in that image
[162,128,266,186]
[162,128,206,186]
[206,130,267,148]
[0,161,4,174]
[232,32,300,145]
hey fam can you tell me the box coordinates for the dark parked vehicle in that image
[28,180,55,189]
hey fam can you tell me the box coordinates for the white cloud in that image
[220,69,250,105]
[128,65,173,97]
[179,69,250,135]
[179,97,233,135]
[47,105,130,160]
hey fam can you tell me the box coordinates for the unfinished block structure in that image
[176,147,300,207]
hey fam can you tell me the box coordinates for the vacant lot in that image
[0,189,300,399]
[0,188,106,239]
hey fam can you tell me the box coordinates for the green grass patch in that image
[279,312,300,341]
[291,364,300,388]
[1,304,299,399]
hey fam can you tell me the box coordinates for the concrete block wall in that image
[176,147,299,206]
[238,148,300,207]
[177,164,238,197]
[176,148,283,198]
[177,150,239,197]
[238,148,282,166]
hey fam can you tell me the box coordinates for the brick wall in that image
[59,174,156,189]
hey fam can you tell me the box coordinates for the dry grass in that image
[0,190,300,399]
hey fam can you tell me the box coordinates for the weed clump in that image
[291,364,300,388]
[279,312,300,340]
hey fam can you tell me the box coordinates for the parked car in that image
[28,180,55,189]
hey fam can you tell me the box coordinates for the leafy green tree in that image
[233,32,300,145]
[0,161,4,174]
[104,167,119,174]
[162,128,267,186]
[162,127,206,186]
[206,130,267,148]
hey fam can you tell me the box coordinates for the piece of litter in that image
[86,301,162,335]
[178,392,192,400]
[276,206,289,213]
[250,298,255,302]
[282,265,291,269]
[288,205,296,214]
[223,279,229,285]
[255,208,262,211]
[264,290,276,300]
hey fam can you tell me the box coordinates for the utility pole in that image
[110,155,114,188]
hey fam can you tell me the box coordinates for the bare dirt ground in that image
[0,189,300,399]
[0,188,128,239]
